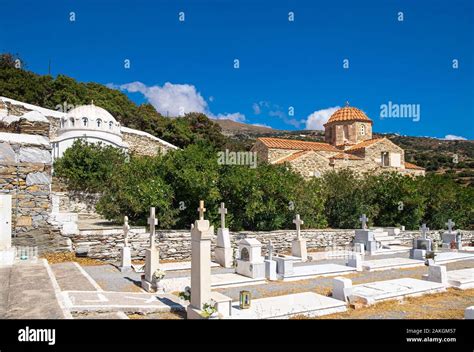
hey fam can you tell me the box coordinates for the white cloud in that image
[305,106,340,130]
[252,123,273,129]
[252,103,261,115]
[115,81,245,122]
[212,112,245,122]
[443,134,467,141]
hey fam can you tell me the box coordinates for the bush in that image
[96,155,177,227]
[54,139,126,193]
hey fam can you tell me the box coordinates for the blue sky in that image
[1,0,473,139]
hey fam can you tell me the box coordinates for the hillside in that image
[213,118,278,136]
[1,53,472,186]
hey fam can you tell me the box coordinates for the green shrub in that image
[54,139,126,193]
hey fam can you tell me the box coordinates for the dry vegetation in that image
[311,288,474,320]
[41,251,106,266]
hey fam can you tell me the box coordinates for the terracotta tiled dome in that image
[325,105,372,125]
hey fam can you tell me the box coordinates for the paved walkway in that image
[51,262,99,291]
[0,260,66,319]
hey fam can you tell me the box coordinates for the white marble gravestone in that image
[410,224,432,259]
[141,208,160,292]
[354,214,378,253]
[236,238,265,279]
[264,240,277,280]
[215,202,233,268]
[120,216,132,272]
[291,214,307,261]
[0,194,14,265]
[442,219,462,249]
[187,201,215,319]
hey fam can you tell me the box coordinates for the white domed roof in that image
[66,104,118,124]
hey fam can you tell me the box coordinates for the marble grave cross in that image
[123,216,130,247]
[148,207,158,248]
[359,214,368,230]
[293,214,304,239]
[266,240,274,260]
[446,219,455,233]
[218,202,227,229]
[198,200,206,220]
[420,223,429,239]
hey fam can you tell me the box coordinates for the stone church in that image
[252,105,425,177]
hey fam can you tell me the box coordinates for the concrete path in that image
[0,260,68,319]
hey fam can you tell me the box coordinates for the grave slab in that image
[62,290,185,313]
[362,257,425,272]
[159,272,266,292]
[226,292,347,319]
[349,278,446,305]
[446,268,474,289]
[434,251,474,264]
[280,263,357,281]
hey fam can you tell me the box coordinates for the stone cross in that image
[266,240,274,260]
[359,214,368,229]
[446,219,455,233]
[197,200,206,220]
[420,223,429,239]
[148,207,158,249]
[218,202,227,229]
[293,214,304,239]
[123,216,130,247]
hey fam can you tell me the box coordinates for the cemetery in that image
[1,192,473,320]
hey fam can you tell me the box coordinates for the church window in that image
[343,125,349,140]
[360,124,365,135]
[97,119,102,128]
[60,119,65,128]
[69,118,75,127]
[381,152,390,167]
[82,117,88,127]
[109,121,113,129]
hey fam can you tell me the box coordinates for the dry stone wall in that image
[67,228,474,262]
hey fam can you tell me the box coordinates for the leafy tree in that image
[419,174,474,229]
[96,155,177,227]
[161,142,222,228]
[365,172,425,230]
[321,169,371,229]
[54,139,126,193]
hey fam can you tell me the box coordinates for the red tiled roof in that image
[405,162,424,170]
[329,152,363,160]
[257,137,340,152]
[346,138,384,151]
[325,106,372,125]
[275,150,311,164]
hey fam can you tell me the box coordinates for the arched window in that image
[60,119,65,128]
[360,124,366,136]
[96,119,102,128]
[82,117,88,127]
[69,118,75,127]
[109,121,113,130]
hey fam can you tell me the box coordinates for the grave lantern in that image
[239,290,251,309]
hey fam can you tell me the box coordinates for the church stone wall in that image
[287,151,332,177]
[122,130,175,157]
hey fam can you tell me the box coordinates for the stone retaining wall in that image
[68,228,474,262]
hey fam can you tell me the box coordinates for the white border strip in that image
[42,259,73,319]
